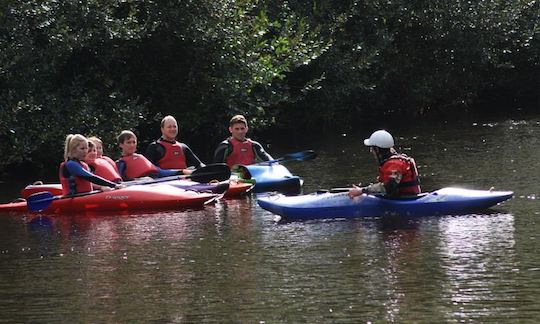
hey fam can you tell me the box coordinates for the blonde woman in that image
[60,134,122,195]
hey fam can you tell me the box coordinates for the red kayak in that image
[1,184,217,214]
[224,180,254,198]
[21,179,254,199]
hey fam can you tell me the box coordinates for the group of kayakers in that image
[60,114,273,196]
[60,112,420,199]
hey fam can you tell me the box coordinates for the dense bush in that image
[0,0,537,174]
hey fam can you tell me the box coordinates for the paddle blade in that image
[190,163,231,183]
[284,150,317,162]
[27,191,56,212]
[261,150,318,165]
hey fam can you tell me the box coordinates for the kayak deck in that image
[21,179,252,199]
[244,164,302,193]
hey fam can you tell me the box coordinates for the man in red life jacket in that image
[348,130,421,199]
[213,114,273,168]
[116,130,186,181]
[144,115,205,172]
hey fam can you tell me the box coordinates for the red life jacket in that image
[119,153,159,179]
[379,154,421,195]
[157,139,187,169]
[59,160,93,195]
[101,156,118,170]
[225,138,256,167]
[88,157,122,182]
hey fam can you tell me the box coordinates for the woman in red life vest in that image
[116,130,186,181]
[348,130,421,199]
[85,141,123,183]
[144,115,205,173]
[59,134,122,196]
[213,114,273,168]
[87,136,118,171]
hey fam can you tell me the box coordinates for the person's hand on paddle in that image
[181,169,193,175]
[348,184,365,199]
[100,183,125,192]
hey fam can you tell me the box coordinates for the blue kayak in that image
[244,164,302,193]
[257,187,513,220]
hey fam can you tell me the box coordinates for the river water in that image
[0,117,539,322]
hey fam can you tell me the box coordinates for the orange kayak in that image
[224,180,254,198]
[1,184,217,214]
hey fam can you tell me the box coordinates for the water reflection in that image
[437,213,518,319]
[1,117,539,322]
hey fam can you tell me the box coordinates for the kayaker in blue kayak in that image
[348,130,421,199]
[144,115,205,171]
[116,130,188,181]
[60,134,123,195]
[213,114,273,167]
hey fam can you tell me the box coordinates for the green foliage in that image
[277,0,539,129]
[125,0,331,132]
[0,0,537,174]
[0,0,147,172]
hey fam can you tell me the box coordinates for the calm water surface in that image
[1,118,539,322]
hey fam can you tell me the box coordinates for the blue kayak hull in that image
[257,187,513,220]
[245,165,302,193]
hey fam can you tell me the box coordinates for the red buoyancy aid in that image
[88,158,122,182]
[157,139,187,169]
[226,138,256,167]
[378,154,421,195]
[101,156,118,170]
[59,160,93,195]
[120,153,159,179]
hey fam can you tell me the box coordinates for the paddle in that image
[127,163,231,185]
[27,191,101,212]
[26,164,231,212]
[257,150,317,165]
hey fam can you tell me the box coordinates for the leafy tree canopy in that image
[0,0,537,174]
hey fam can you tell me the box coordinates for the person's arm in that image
[382,177,400,195]
[154,167,182,178]
[181,144,205,168]
[212,141,229,163]
[116,159,133,181]
[144,142,165,166]
[252,140,273,162]
[348,182,386,199]
[65,160,117,188]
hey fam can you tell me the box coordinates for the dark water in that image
[1,118,539,322]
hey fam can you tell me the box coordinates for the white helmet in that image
[364,130,394,148]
